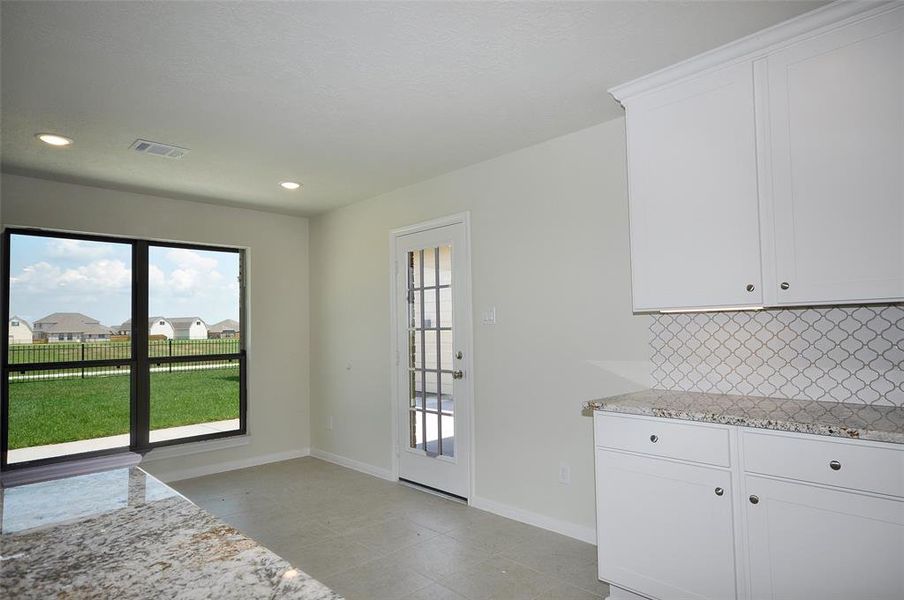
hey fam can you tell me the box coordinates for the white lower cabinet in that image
[745,475,904,600]
[593,412,904,600]
[596,449,737,600]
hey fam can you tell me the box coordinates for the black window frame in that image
[1,228,247,471]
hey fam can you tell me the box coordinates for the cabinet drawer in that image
[743,431,904,498]
[594,413,731,467]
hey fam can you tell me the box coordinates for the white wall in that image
[310,118,651,540]
[1,174,312,479]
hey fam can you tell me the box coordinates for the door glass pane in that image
[406,244,455,458]
[440,332,453,372]
[439,287,452,326]
[148,359,240,443]
[422,247,436,288]
[411,290,423,330]
[438,245,452,286]
[409,249,421,290]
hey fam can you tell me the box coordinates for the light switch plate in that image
[482,306,496,325]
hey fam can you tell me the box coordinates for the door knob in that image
[780,282,790,290]
[649,434,659,443]
[714,487,724,496]
[452,370,464,379]
[749,495,759,504]
[746,284,755,292]
[829,460,841,471]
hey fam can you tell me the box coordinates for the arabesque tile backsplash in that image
[651,304,904,407]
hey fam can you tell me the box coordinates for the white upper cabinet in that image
[625,63,763,312]
[612,2,904,311]
[760,7,904,305]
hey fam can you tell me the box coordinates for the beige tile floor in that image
[170,457,609,600]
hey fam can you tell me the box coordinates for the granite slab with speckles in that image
[584,389,904,444]
[0,467,343,600]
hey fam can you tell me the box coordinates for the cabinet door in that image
[596,449,738,600]
[626,61,762,311]
[762,6,904,305]
[745,475,904,600]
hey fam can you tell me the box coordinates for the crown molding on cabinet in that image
[609,0,901,104]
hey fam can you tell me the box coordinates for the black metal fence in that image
[7,339,240,382]
[8,338,239,364]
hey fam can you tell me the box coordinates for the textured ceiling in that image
[1,1,825,216]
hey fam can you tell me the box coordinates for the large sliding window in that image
[1,229,246,470]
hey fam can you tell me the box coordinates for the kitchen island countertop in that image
[0,466,342,600]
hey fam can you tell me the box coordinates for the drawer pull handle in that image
[749,495,759,505]
[829,460,842,471]
[714,487,724,496]
[649,434,659,443]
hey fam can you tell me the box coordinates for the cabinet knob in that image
[829,460,842,471]
[749,495,759,505]
[714,487,724,496]
[649,434,659,443]
[780,282,790,290]
[746,284,755,292]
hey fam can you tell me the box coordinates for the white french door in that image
[392,216,471,499]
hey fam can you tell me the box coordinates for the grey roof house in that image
[32,312,114,342]
[168,317,208,340]
[118,317,176,339]
[208,319,240,338]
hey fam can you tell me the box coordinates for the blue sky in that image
[9,235,240,327]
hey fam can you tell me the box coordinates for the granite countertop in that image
[584,389,904,445]
[0,467,342,600]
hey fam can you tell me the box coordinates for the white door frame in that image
[388,211,475,501]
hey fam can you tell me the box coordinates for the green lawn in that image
[8,367,240,449]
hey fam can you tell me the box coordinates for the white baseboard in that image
[309,447,394,481]
[145,448,310,483]
[470,495,597,545]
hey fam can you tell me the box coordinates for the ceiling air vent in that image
[129,139,190,159]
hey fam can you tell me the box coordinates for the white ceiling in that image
[1,1,825,216]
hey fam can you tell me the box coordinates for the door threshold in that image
[399,478,468,504]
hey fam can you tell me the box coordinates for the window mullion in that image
[131,240,150,451]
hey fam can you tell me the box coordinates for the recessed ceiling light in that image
[36,133,73,147]
[280,181,301,190]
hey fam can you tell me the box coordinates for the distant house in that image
[168,317,208,340]
[32,312,113,343]
[118,317,176,339]
[208,319,240,339]
[8,316,33,344]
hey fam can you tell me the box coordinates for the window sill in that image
[1,451,142,487]
[142,433,250,462]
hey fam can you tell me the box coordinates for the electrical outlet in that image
[328,416,334,431]
[558,462,571,485]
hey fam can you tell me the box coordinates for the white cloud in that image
[46,239,114,260]
[167,248,218,271]
[11,259,131,294]
[148,264,166,287]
